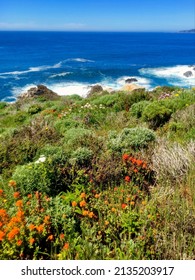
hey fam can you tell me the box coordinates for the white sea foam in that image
[47,82,91,97]
[139,65,195,87]
[49,72,72,78]
[65,58,94,63]
[0,62,62,77]
[11,84,37,97]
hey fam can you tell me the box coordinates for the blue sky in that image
[0,0,194,31]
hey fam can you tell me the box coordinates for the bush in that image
[108,127,156,151]
[0,102,7,110]
[142,101,172,129]
[28,104,42,115]
[63,128,93,148]
[14,111,28,123]
[131,100,151,118]
[70,147,93,166]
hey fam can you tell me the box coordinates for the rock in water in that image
[125,78,138,83]
[183,71,193,77]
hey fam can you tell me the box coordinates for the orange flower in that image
[133,168,138,173]
[80,193,86,199]
[111,207,116,212]
[114,187,118,191]
[28,224,35,231]
[121,203,127,209]
[29,238,35,245]
[0,230,5,241]
[95,194,100,198]
[142,162,147,169]
[13,192,20,199]
[35,191,40,200]
[71,201,77,207]
[79,200,86,208]
[17,240,23,246]
[105,220,109,226]
[47,234,54,241]
[44,215,50,223]
[8,180,17,188]
[63,242,69,250]
[130,201,135,206]
[17,210,24,219]
[82,210,89,216]
[27,194,32,199]
[15,200,23,208]
[36,224,44,233]
[60,233,65,240]
[122,154,129,161]
[88,212,94,218]
[142,200,147,206]
[0,189,3,196]
[0,209,7,217]
[7,227,20,240]
[124,176,131,182]
[136,159,143,166]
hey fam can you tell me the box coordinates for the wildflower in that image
[28,224,36,231]
[0,230,5,241]
[114,187,118,191]
[72,201,77,207]
[44,215,50,224]
[136,159,143,166]
[133,168,138,173]
[125,176,131,182]
[15,200,23,208]
[7,227,20,240]
[8,180,17,188]
[0,209,7,217]
[105,221,109,226]
[17,240,23,246]
[36,224,44,233]
[35,191,40,199]
[104,200,108,205]
[88,212,94,218]
[35,155,46,163]
[13,192,20,199]
[29,238,35,245]
[0,189,3,196]
[130,201,135,206]
[80,193,86,199]
[111,207,116,212]
[121,203,127,209]
[122,154,129,161]
[17,211,24,219]
[79,200,86,208]
[63,242,69,250]
[95,194,100,198]
[47,235,54,241]
[27,194,32,199]
[82,210,89,216]
[60,233,65,240]
[142,201,147,206]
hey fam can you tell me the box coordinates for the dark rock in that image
[19,85,59,100]
[183,71,193,77]
[125,78,138,83]
[87,84,103,96]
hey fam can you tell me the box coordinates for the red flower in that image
[122,154,129,161]
[121,203,127,209]
[124,176,131,182]
[136,159,143,166]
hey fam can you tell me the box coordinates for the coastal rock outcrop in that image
[125,78,138,83]
[87,84,103,96]
[19,85,59,100]
[183,71,193,77]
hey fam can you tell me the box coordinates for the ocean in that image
[0,31,195,102]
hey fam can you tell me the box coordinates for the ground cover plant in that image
[0,86,195,259]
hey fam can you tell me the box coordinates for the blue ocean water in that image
[0,31,195,101]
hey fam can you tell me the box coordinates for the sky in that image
[0,0,195,32]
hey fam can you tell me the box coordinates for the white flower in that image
[35,155,46,163]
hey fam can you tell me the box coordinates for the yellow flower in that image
[105,220,109,226]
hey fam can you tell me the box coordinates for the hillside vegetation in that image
[0,86,195,259]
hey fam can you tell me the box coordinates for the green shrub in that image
[63,128,93,148]
[142,101,172,129]
[0,102,7,110]
[14,111,28,123]
[131,100,151,118]
[91,94,118,107]
[28,104,42,115]
[70,147,93,166]
[108,127,156,151]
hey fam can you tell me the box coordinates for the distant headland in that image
[179,29,195,33]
